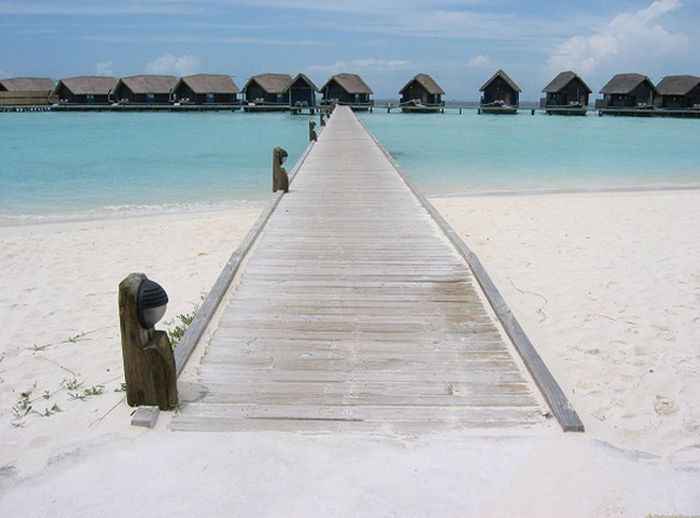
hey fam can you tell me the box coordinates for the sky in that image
[1,0,698,101]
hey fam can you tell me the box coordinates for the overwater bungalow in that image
[399,73,445,113]
[599,73,657,111]
[242,73,292,109]
[655,75,700,109]
[479,69,520,114]
[320,73,373,111]
[53,76,116,104]
[174,74,239,104]
[112,75,177,104]
[285,73,318,108]
[542,71,591,115]
[0,77,55,105]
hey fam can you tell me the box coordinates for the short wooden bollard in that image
[118,273,178,410]
[309,120,317,142]
[320,112,326,126]
[273,146,289,193]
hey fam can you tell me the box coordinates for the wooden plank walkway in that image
[171,107,553,433]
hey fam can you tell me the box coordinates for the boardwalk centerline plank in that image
[172,107,575,433]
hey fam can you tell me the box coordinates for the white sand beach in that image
[0,189,699,516]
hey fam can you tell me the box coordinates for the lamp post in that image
[272,147,289,193]
[118,273,178,410]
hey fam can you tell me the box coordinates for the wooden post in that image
[309,120,317,142]
[118,273,178,410]
[320,112,326,126]
[272,147,289,193]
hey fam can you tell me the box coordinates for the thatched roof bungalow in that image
[543,71,591,107]
[599,73,656,108]
[479,69,520,107]
[285,73,318,107]
[112,75,177,104]
[0,77,54,92]
[399,74,444,106]
[321,73,373,107]
[174,74,239,104]
[0,77,55,105]
[243,73,292,104]
[655,75,700,109]
[53,76,116,104]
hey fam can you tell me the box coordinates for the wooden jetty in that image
[171,106,582,434]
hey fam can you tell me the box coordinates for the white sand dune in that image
[0,190,698,516]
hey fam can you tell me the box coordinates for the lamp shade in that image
[137,279,169,329]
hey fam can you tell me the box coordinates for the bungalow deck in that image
[170,106,582,434]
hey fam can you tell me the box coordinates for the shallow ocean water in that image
[1,110,698,221]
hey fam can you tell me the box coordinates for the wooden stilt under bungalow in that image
[399,74,445,113]
[112,75,177,105]
[52,76,116,105]
[242,73,292,111]
[542,71,591,116]
[0,77,55,105]
[479,70,520,114]
[174,74,239,105]
[321,73,373,111]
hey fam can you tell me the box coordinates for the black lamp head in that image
[137,278,169,329]
[278,148,288,165]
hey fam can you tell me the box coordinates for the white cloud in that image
[307,59,411,73]
[545,0,688,78]
[467,55,491,67]
[95,61,114,76]
[146,54,200,76]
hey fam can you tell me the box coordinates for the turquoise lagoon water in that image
[1,110,699,222]
[360,111,700,194]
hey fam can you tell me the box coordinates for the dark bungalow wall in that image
[288,78,316,106]
[482,77,519,106]
[661,84,700,108]
[604,82,655,107]
[113,85,172,104]
[55,85,109,104]
[175,83,237,104]
[545,78,590,106]
[400,82,441,105]
[323,81,370,104]
[245,82,288,103]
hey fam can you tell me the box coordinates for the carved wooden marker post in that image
[272,146,289,193]
[118,273,178,410]
[308,120,317,142]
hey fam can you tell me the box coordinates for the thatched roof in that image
[399,74,444,95]
[285,73,318,92]
[176,74,239,94]
[599,73,655,94]
[0,77,54,92]
[479,69,521,92]
[542,71,591,94]
[117,75,177,94]
[243,73,293,94]
[321,74,373,95]
[54,76,116,95]
[656,75,700,96]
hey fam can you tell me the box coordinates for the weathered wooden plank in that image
[171,106,567,434]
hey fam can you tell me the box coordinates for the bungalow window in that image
[146,93,155,104]
[86,94,95,104]
[276,93,283,102]
[206,93,214,103]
